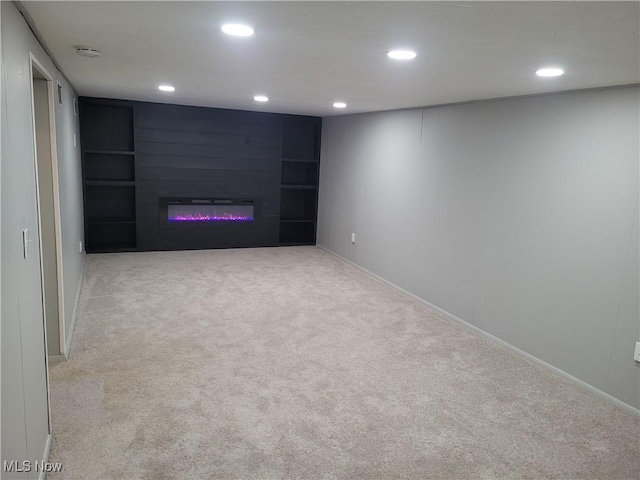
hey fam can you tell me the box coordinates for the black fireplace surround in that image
[80,97,320,252]
[149,193,276,250]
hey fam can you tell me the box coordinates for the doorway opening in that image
[30,56,66,359]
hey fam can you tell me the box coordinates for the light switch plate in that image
[22,228,29,259]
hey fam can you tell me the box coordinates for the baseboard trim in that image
[64,254,86,359]
[38,433,52,480]
[316,245,640,418]
[47,354,66,364]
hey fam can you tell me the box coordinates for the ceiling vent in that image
[76,47,102,58]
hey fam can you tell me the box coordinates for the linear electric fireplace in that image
[161,198,258,226]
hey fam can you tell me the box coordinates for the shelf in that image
[282,158,318,164]
[279,117,320,246]
[85,185,136,220]
[281,161,318,186]
[282,118,320,161]
[86,222,136,252]
[85,180,135,187]
[81,100,138,253]
[82,103,134,151]
[88,217,136,225]
[280,189,317,224]
[85,149,135,155]
[280,185,317,190]
[280,218,315,223]
[279,221,315,244]
[84,151,135,182]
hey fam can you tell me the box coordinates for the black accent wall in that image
[80,97,321,253]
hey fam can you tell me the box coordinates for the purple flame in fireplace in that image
[168,204,254,222]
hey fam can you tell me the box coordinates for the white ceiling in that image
[22,1,640,117]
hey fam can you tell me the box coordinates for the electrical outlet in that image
[351,233,356,244]
[634,341,640,362]
[73,133,77,147]
[78,240,83,253]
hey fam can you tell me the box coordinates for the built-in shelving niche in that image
[279,117,321,245]
[80,100,137,252]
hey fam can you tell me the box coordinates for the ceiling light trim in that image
[221,24,255,37]
[536,67,565,77]
[387,50,417,60]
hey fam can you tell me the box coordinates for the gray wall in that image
[55,56,85,354]
[34,79,61,356]
[318,86,640,410]
[1,2,85,476]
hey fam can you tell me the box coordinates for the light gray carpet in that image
[48,246,639,479]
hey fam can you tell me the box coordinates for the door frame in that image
[29,53,67,358]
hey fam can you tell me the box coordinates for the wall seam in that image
[605,191,639,391]
[16,297,30,461]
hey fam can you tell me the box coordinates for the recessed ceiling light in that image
[536,67,564,77]
[333,102,347,109]
[254,95,269,102]
[221,24,254,37]
[158,85,175,92]
[387,50,417,60]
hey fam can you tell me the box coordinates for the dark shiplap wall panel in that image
[134,102,285,251]
[139,167,280,184]
[80,97,321,252]
[137,155,279,172]
[137,182,280,214]
[136,110,281,137]
[137,141,279,160]
[136,129,281,149]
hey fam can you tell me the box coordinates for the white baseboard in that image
[316,245,640,418]
[64,254,86,359]
[38,433,52,480]
[47,354,66,364]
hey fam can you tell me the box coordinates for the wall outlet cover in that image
[634,341,640,362]
[78,241,83,253]
[351,233,356,243]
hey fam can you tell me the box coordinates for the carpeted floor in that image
[47,246,639,479]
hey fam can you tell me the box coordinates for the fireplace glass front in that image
[167,203,254,222]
